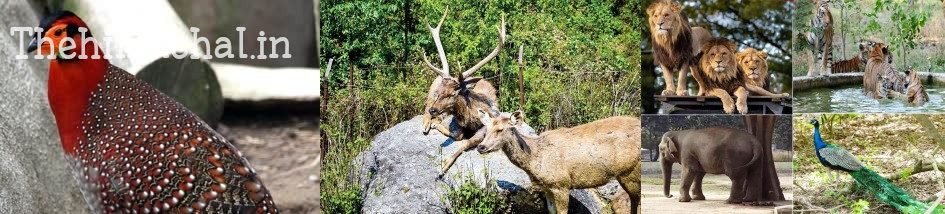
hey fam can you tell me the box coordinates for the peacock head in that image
[809,119,820,127]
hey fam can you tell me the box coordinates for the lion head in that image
[698,38,740,84]
[735,48,768,88]
[647,0,690,46]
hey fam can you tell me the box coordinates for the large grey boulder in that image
[0,1,90,213]
[353,115,620,214]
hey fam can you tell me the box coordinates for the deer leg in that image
[734,87,749,114]
[676,64,690,96]
[661,64,677,96]
[551,188,570,214]
[439,128,485,177]
[618,172,640,214]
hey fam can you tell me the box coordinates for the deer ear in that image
[511,110,525,126]
[478,108,492,125]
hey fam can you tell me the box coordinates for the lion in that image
[647,0,713,96]
[735,48,790,98]
[693,38,749,114]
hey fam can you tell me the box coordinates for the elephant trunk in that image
[661,157,673,198]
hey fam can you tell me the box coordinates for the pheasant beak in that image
[27,36,38,53]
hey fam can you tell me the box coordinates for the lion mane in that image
[694,38,746,93]
[647,0,696,71]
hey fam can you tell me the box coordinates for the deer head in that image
[420,7,506,123]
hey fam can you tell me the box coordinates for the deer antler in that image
[461,15,506,79]
[421,7,452,79]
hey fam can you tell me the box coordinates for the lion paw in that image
[723,105,735,114]
[661,89,676,96]
[675,90,689,96]
[737,103,748,114]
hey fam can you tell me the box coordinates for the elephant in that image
[658,126,761,204]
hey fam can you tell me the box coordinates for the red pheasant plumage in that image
[31,11,277,213]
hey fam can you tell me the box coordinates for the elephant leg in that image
[726,173,745,204]
[439,128,485,177]
[679,168,695,202]
[692,172,706,200]
[661,64,677,96]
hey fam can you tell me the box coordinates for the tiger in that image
[832,39,891,73]
[804,0,834,76]
[883,64,930,105]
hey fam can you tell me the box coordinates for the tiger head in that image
[813,0,832,21]
[858,39,891,64]
[867,42,891,64]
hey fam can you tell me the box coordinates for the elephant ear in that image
[662,135,678,162]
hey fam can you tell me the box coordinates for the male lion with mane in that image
[693,38,749,114]
[647,0,713,96]
[735,48,790,98]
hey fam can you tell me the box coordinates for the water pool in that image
[795,84,945,113]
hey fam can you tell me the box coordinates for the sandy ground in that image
[217,109,319,213]
[641,162,793,214]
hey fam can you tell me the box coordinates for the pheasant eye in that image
[55,29,63,36]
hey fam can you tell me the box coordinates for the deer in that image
[475,109,641,214]
[418,7,506,177]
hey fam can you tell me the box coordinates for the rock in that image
[212,62,319,102]
[353,115,616,214]
[0,1,90,212]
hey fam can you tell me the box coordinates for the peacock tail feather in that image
[849,168,944,214]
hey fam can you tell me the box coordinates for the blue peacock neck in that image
[813,124,827,149]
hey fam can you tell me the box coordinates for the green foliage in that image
[321,0,638,211]
[445,173,510,214]
[321,184,363,214]
[866,0,930,65]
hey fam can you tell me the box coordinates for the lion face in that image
[699,39,739,82]
[736,48,768,85]
[647,1,684,40]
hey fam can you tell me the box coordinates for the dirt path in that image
[641,162,793,213]
[218,111,319,213]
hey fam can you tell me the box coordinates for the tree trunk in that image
[741,115,786,203]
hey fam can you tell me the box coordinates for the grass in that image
[444,172,510,214]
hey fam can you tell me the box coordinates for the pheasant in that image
[28,11,277,213]
[809,119,941,213]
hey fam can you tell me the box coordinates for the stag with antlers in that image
[418,7,506,177]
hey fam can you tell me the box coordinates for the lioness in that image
[647,0,713,96]
[735,48,790,98]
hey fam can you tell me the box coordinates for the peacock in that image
[810,119,943,213]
